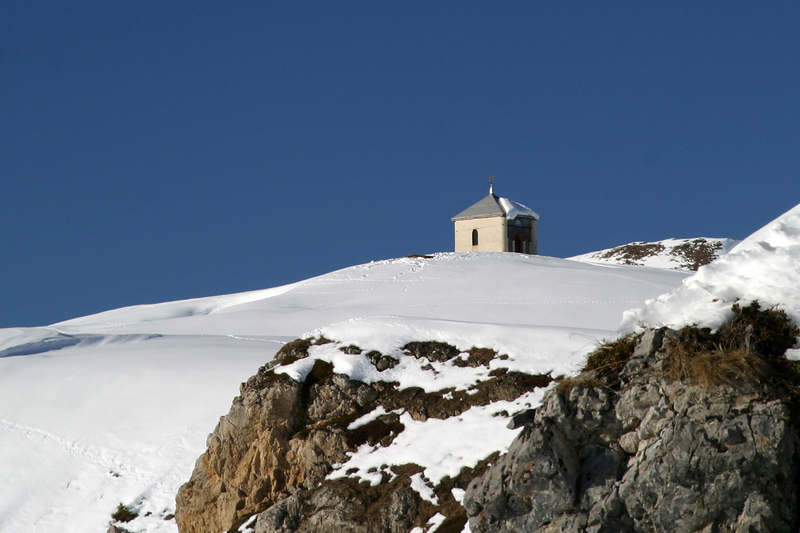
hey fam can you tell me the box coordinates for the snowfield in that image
[0,246,750,533]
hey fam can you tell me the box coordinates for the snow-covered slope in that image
[622,205,800,331]
[0,253,689,533]
[570,237,739,271]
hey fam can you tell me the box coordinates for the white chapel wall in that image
[454,216,507,252]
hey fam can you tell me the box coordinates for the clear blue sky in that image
[2,2,800,328]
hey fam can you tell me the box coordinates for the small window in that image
[515,219,522,227]
[472,229,479,246]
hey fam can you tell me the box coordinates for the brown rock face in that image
[175,340,550,533]
[176,356,382,533]
[176,370,304,533]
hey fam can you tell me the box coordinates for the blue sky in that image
[2,2,800,328]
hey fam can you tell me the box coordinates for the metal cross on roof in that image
[488,174,495,194]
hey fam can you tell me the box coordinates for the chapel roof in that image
[451,194,505,221]
[452,193,540,222]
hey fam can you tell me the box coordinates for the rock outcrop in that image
[176,303,800,533]
[570,237,739,271]
[175,338,550,533]
[465,322,800,533]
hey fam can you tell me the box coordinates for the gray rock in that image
[506,408,536,429]
[254,495,303,533]
[465,328,800,533]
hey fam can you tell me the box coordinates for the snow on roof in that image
[497,196,540,221]
[452,194,539,221]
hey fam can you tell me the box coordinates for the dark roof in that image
[451,194,505,221]
[452,193,540,222]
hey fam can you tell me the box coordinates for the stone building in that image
[451,183,539,254]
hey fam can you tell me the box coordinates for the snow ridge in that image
[622,204,800,331]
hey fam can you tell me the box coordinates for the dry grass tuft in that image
[664,301,800,390]
[659,301,800,425]
[111,503,138,523]
[722,301,799,361]
[665,347,771,388]
[560,302,800,401]
[557,334,640,394]
[583,334,640,381]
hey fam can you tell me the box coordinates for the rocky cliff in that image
[174,303,800,533]
[175,339,551,533]
[465,303,800,533]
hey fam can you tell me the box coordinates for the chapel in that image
[451,177,540,254]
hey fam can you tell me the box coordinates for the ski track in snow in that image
[0,418,154,484]
[224,335,287,344]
